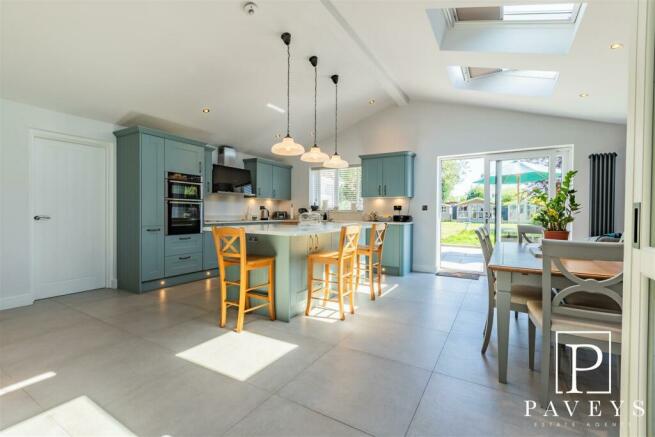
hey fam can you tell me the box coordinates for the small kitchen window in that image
[310,166,363,211]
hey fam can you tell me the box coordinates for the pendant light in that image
[272,32,305,156]
[301,56,329,163]
[323,74,348,169]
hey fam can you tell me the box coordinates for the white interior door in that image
[622,1,655,434]
[31,133,108,299]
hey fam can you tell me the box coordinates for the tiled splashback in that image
[204,194,291,221]
[363,197,413,218]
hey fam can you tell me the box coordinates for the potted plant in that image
[530,170,581,240]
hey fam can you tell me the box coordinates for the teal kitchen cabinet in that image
[204,148,214,195]
[361,157,383,197]
[165,139,205,176]
[203,231,218,270]
[115,126,213,293]
[360,151,415,198]
[381,224,413,276]
[243,158,292,200]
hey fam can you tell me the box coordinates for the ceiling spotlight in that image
[243,2,257,15]
[579,93,589,98]
[609,42,624,50]
[368,98,376,105]
[201,107,210,113]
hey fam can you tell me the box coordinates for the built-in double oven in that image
[165,172,203,235]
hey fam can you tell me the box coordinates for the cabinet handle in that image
[378,185,381,195]
[179,237,191,240]
[314,234,319,251]
[198,161,202,173]
[384,185,387,196]
[179,256,191,260]
[146,228,161,232]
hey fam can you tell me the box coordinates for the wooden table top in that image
[488,242,623,280]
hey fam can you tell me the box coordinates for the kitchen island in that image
[203,222,371,321]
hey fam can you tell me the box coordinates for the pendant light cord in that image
[286,43,291,137]
[334,81,338,154]
[314,64,317,146]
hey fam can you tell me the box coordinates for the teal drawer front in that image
[165,253,202,277]
[165,234,203,256]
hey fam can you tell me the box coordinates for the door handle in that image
[33,215,51,221]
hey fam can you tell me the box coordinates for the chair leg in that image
[323,264,330,305]
[528,318,536,370]
[481,305,494,354]
[305,258,313,316]
[514,311,519,320]
[235,274,248,333]
[268,261,276,321]
[219,274,228,328]
[540,329,551,407]
[337,265,345,321]
[368,254,375,300]
[348,260,355,314]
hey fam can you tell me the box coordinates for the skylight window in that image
[462,67,559,82]
[451,3,581,24]
[450,65,560,97]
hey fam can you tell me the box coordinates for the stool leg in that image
[337,264,345,321]
[235,269,247,333]
[219,273,227,328]
[355,254,361,291]
[368,254,375,300]
[377,250,383,296]
[348,259,355,314]
[305,258,313,316]
[323,264,330,305]
[268,261,276,321]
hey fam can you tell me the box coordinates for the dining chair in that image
[305,224,361,320]
[475,226,541,354]
[517,224,544,244]
[355,223,387,300]
[526,240,623,407]
[212,226,276,333]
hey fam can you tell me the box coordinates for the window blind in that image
[310,166,363,210]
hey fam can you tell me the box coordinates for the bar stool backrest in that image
[339,225,361,263]
[212,226,247,275]
[369,223,387,251]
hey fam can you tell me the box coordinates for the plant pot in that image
[544,230,570,240]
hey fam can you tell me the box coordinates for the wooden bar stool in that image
[212,226,275,333]
[355,223,387,300]
[305,225,361,321]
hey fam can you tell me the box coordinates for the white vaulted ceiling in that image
[0,0,632,157]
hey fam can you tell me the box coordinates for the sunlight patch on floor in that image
[0,372,56,397]
[176,331,298,381]
[0,396,135,437]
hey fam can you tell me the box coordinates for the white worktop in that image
[202,222,376,236]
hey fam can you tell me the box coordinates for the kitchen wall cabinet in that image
[114,126,212,293]
[165,139,205,176]
[204,148,214,195]
[243,158,292,200]
[360,151,415,198]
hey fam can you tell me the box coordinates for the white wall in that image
[0,99,121,309]
[291,101,627,273]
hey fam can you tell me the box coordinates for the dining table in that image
[487,241,624,384]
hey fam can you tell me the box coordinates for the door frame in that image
[28,129,115,300]
[436,145,572,273]
[621,0,655,435]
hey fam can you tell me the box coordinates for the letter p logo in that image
[555,331,612,395]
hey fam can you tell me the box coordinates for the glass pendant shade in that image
[301,145,329,163]
[271,136,304,156]
[323,152,348,169]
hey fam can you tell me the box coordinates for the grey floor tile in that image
[356,297,459,332]
[225,395,368,437]
[407,373,592,437]
[279,346,430,437]
[105,365,270,437]
[0,389,43,430]
[70,292,162,320]
[23,337,187,409]
[52,288,130,306]
[338,316,448,370]
[140,316,231,353]
[101,301,209,335]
